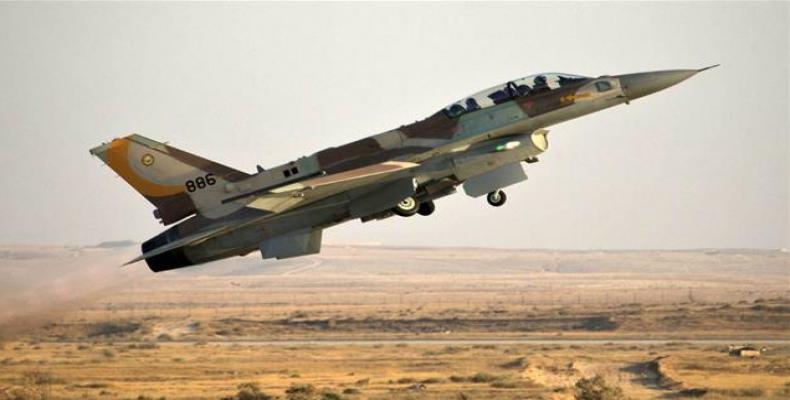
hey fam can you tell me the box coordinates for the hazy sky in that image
[1,2,787,250]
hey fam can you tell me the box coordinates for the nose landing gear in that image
[486,190,507,207]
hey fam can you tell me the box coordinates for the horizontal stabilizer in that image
[124,225,227,266]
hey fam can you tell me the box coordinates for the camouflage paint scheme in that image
[90,67,716,272]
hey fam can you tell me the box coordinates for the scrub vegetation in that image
[0,245,787,399]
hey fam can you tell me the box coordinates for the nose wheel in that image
[486,190,507,207]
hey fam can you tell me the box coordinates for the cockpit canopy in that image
[443,73,591,118]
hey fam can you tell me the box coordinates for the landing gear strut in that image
[392,196,419,217]
[486,190,507,207]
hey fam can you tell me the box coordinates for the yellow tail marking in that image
[106,138,184,197]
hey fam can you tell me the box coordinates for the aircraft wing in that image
[126,161,419,266]
[243,160,419,213]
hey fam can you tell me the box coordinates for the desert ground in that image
[0,243,787,399]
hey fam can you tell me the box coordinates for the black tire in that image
[393,196,419,217]
[417,200,436,216]
[486,190,507,207]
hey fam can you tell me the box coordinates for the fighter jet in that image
[90,66,717,271]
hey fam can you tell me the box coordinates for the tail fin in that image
[90,134,250,224]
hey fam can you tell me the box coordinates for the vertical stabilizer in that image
[90,134,250,224]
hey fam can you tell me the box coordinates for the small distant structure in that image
[91,240,137,249]
[728,345,765,357]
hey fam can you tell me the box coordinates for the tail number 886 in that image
[185,173,216,192]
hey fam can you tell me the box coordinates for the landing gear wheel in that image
[487,190,507,207]
[393,196,419,217]
[417,200,436,216]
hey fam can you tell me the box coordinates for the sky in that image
[0,2,787,250]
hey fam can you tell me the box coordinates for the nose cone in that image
[617,66,717,100]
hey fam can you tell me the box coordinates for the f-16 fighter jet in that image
[90,66,717,271]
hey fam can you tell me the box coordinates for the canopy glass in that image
[443,73,591,118]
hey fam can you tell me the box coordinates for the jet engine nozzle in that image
[141,228,194,272]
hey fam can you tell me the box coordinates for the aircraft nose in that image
[617,65,718,101]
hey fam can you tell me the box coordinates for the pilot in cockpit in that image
[516,84,531,96]
[465,98,481,111]
[447,103,466,116]
[532,75,550,94]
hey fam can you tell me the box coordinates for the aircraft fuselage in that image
[90,68,715,271]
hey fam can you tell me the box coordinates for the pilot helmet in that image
[534,75,547,85]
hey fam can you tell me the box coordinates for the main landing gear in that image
[417,200,435,216]
[391,190,505,217]
[486,190,507,207]
[393,197,435,217]
[393,197,418,217]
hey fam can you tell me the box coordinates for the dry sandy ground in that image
[0,341,788,399]
[0,244,787,399]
